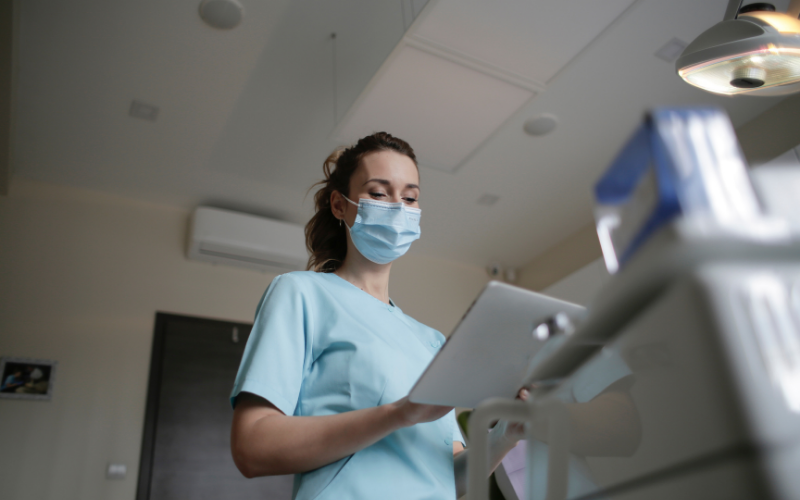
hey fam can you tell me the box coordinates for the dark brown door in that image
[137,313,294,500]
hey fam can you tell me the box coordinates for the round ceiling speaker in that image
[199,0,243,30]
[523,114,558,136]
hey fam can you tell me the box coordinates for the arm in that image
[230,392,453,477]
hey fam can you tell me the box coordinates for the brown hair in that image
[305,132,418,272]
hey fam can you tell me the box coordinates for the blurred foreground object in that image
[593,107,795,274]
[466,107,800,500]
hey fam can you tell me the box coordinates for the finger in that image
[517,388,530,401]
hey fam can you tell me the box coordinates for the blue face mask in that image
[343,195,421,264]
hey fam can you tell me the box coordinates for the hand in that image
[391,397,453,427]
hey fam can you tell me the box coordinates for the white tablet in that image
[408,281,586,409]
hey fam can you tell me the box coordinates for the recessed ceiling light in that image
[477,194,500,206]
[199,0,243,30]
[655,38,688,63]
[129,100,159,122]
[523,114,558,136]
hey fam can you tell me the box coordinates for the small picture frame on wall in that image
[0,357,58,401]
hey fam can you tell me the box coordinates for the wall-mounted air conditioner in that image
[188,207,308,274]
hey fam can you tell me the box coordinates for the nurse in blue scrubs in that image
[229,132,524,499]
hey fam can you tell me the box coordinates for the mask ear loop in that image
[340,194,358,230]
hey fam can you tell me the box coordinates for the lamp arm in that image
[788,0,800,19]
[723,0,743,21]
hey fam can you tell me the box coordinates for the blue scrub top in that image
[230,271,464,500]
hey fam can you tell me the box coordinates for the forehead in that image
[354,150,419,186]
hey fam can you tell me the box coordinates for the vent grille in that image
[198,247,303,271]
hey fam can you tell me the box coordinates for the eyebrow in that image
[362,178,420,190]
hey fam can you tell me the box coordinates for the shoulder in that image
[267,270,327,292]
[253,272,330,327]
[260,271,336,306]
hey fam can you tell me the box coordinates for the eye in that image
[403,197,418,204]
[369,192,387,198]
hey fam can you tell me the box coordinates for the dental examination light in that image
[676,0,800,96]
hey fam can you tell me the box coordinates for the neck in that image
[334,252,393,305]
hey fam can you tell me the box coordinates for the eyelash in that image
[369,192,417,203]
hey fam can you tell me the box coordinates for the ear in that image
[330,190,347,222]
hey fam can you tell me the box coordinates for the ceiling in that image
[11,0,791,269]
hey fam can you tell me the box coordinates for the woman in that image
[230,132,524,499]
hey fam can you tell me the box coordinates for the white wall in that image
[542,258,610,307]
[0,178,489,500]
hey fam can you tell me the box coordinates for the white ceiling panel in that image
[335,44,533,172]
[411,0,639,86]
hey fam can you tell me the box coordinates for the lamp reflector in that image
[679,46,800,95]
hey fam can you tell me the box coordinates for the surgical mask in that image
[343,196,421,264]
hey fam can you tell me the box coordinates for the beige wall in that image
[0,0,14,196]
[736,92,800,167]
[0,178,489,500]
[542,258,610,307]
[516,223,602,292]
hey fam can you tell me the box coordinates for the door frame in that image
[135,312,252,500]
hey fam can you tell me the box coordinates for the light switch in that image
[106,463,126,480]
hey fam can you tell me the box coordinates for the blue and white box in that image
[594,107,762,273]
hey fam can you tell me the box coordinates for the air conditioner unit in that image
[188,207,308,274]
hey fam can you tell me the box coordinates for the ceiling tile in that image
[335,44,533,172]
[411,0,638,85]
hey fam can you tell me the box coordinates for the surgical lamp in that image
[676,0,800,96]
